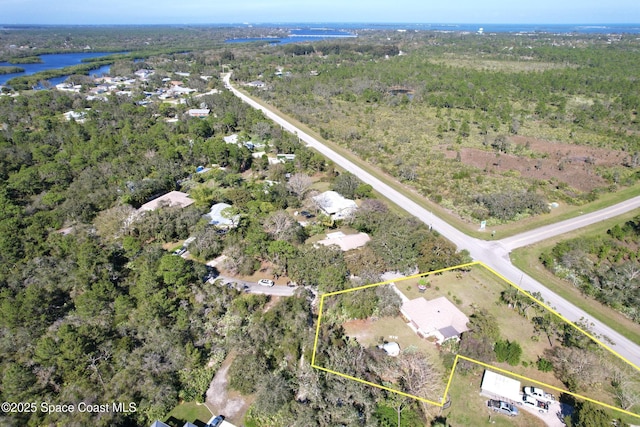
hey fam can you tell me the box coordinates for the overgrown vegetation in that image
[540,215,640,322]
[234,32,640,224]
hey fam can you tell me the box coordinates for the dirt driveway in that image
[205,352,252,425]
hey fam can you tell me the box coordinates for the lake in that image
[0,52,117,86]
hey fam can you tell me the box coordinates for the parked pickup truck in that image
[523,386,555,402]
[522,394,550,413]
[487,399,519,416]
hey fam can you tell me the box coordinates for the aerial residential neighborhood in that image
[0,14,639,427]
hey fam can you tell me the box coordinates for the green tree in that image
[494,340,522,366]
[332,172,361,199]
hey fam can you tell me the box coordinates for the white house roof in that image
[63,110,87,121]
[138,191,194,212]
[480,370,522,402]
[188,108,210,116]
[317,231,370,251]
[312,191,358,219]
[205,203,239,227]
[401,296,469,338]
[224,134,239,144]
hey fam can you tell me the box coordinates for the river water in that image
[0,52,116,86]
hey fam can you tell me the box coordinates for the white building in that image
[63,110,87,123]
[223,134,239,144]
[205,203,239,228]
[480,370,522,403]
[188,108,210,118]
[138,191,195,212]
[401,296,469,344]
[312,191,358,221]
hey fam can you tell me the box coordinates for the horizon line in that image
[2,22,640,27]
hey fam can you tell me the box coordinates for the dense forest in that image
[0,39,470,425]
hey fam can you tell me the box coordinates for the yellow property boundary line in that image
[310,261,640,419]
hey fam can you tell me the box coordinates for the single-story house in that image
[167,85,196,97]
[312,191,358,220]
[276,153,296,162]
[55,82,82,92]
[246,80,266,88]
[205,203,239,228]
[316,231,370,251]
[400,296,469,344]
[63,110,87,122]
[223,134,239,144]
[134,69,154,79]
[480,370,522,403]
[188,108,210,118]
[138,191,195,212]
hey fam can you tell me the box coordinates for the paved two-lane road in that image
[500,195,640,251]
[223,74,640,368]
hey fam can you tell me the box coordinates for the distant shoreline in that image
[1,23,640,34]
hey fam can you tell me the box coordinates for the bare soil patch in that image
[205,352,253,425]
[440,136,626,192]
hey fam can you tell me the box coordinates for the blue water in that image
[225,23,640,45]
[225,28,357,44]
[0,52,116,85]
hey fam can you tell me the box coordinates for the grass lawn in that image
[396,267,560,386]
[165,401,212,427]
[393,265,640,416]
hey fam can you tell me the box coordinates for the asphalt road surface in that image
[500,195,640,251]
[223,74,640,368]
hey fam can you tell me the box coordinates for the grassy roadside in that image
[234,84,640,240]
[510,209,640,346]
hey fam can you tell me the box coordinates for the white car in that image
[258,279,275,287]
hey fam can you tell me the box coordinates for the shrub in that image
[475,190,549,221]
[494,340,522,366]
[537,357,554,372]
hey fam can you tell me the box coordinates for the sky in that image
[2,0,639,25]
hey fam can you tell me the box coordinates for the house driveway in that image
[205,352,250,425]
[518,398,572,427]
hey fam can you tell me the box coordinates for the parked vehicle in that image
[487,399,519,416]
[209,415,224,427]
[522,394,549,413]
[523,386,555,402]
[300,210,314,219]
[258,279,275,287]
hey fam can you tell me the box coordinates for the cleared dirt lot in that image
[439,136,627,192]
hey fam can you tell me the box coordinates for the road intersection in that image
[223,74,640,368]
